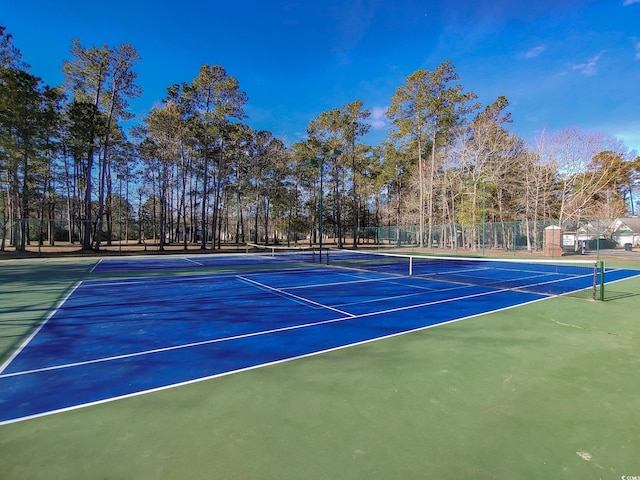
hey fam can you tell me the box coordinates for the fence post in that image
[596,218,600,261]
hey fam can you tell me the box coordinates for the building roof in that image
[612,217,640,234]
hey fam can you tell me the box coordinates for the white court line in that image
[334,287,462,308]
[251,270,432,291]
[91,256,204,272]
[282,275,394,290]
[79,271,244,288]
[236,275,355,317]
[225,268,475,308]
[89,258,104,273]
[335,290,428,308]
[409,266,598,293]
[246,268,469,293]
[0,281,83,374]
[0,316,345,380]
[182,257,205,266]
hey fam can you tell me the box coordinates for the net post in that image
[598,260,605,301]
[409,256,413,276]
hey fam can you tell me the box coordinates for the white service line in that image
[182,257,205,266]
[236,275,356,317]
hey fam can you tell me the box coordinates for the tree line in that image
[1,27,639,253]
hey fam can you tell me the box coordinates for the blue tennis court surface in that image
[89,253,308,272]
[1,254,639,425]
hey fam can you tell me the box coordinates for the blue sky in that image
[3,0,640,152]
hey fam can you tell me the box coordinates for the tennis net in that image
[326,249,604,299]
[246,243,318,264]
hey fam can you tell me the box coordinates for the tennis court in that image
[1,250,638,426]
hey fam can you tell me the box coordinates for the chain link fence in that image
[1,217,638,255]
[362,218,638,255]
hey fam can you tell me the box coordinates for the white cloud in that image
[623,0,640,6]
[523,46,545,58]
[614,128,640,154]
[369,106,388,130]
[572,52,604,76]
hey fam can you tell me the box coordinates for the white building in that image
[610,218,640,247]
